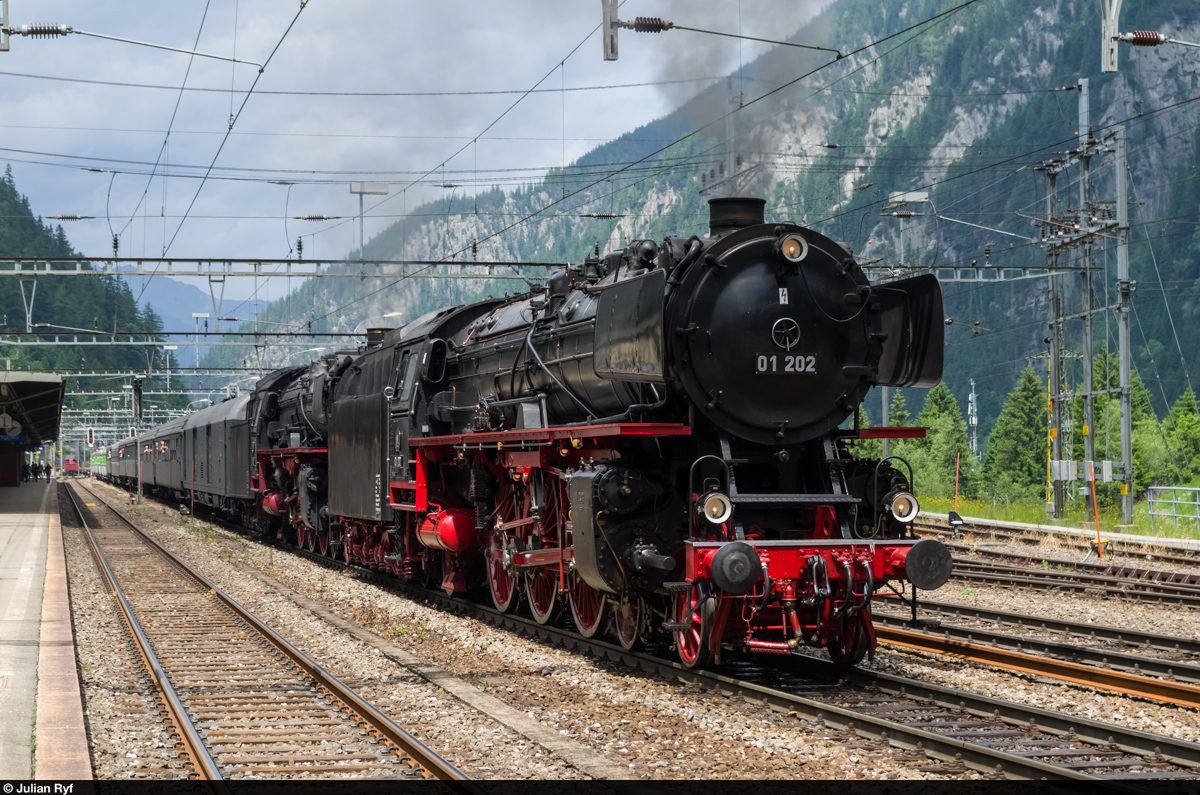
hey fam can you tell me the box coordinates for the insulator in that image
[984,243,992,258]
[594,242,600,257]
[631,17,671,33]
[701,173,707,184]
[736,154,743,167]
[112,234,119,257]
[471,240,478,256]
[1126,31,1164,46]
[709,168,715,180]
[719,163,725,176]
[825,143,839,149]
[296,237,303,258]
[20,24,70,38]
[295,215,336,221]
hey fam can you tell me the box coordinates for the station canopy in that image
[0,372,65,446]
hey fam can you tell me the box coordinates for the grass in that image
[921,494,1200,541]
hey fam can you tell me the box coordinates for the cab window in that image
[398,350,421,404]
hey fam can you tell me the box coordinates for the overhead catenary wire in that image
[295,0,985,338]
[1127,161,1200,426]
[110,0,213,247]
[0,69,734,97]
[138,0,313,303]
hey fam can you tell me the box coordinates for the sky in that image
[0,1,826,307]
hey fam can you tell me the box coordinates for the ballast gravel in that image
[82,481,956,780]
[846,562,1200,744]
[58,488,188,778]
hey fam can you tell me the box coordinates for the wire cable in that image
[302,0,986,329]
[141,0,313,300]
[114,0,213,246]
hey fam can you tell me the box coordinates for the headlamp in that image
[779,233,808,263]
[697,491,733,524]
[886,490,919,523]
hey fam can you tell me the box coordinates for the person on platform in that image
[32,463,41,480]
[21,462,29,482]
[45,464,52,481]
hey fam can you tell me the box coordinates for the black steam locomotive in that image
[107,197,952,668]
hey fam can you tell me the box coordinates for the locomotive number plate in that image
[755,353,817,374]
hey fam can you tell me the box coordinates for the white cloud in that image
[1,1,824,303]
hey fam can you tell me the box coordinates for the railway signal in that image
[132,377,143,427]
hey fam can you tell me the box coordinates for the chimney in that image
[708,197,766,237]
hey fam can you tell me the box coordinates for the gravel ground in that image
[844,572,1200,745]
[932,528,1200,577]
[924,577,1200,645]
[859,641,1200,744]
[83,481,956,780]
[59,487,189,778]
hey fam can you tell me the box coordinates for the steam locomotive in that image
[106,197,953,668]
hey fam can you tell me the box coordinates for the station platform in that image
[0,480,91,780]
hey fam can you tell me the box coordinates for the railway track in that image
[871,602,1200,709]
[879,596,1200,677]
[949,558,1200,606]
[81,482,1200,783]
[915,516,1200,569]
[945,542,1200,587]
[63,482,475,784]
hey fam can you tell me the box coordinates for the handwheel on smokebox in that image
[568,574,607,638]
[525,566,561,625]
[673,585,716,669]
[487,531,520,613]
[613,596,646,652]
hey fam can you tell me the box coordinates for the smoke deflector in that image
[873,274,944,388]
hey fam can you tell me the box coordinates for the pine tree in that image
[888,390,910,426]
[918,382,962,425]
[982,367,1048,500]
[1167,389,1200,478]
[905,383,976,498]
[853,403,883,461]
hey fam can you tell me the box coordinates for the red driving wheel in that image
[674,586,715,669]
[525,567,560,624]
[613,597,645,651]
[487,531,519,612]
[569,574,606,637]
[827,615,868,667]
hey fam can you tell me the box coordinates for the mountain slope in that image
[205,0,1200,450]
[0,165,188,412]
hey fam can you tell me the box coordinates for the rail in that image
[64,484,224,781]
[84,479,1200,781]
[873,611,1200,707]
[67,482,476,787]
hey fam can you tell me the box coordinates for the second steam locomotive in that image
[106,197,953,668]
